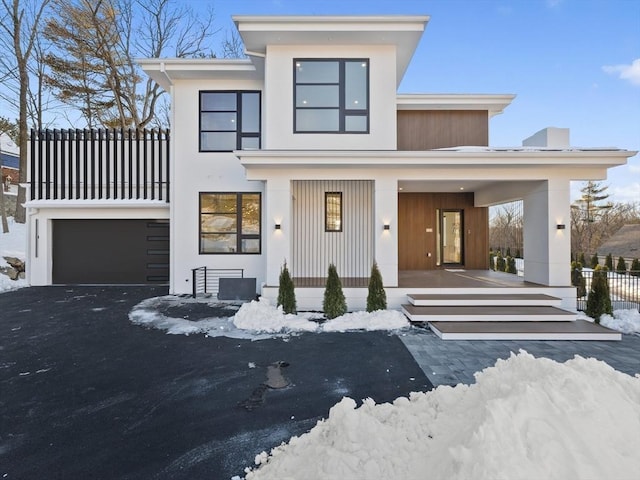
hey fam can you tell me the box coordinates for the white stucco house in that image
[26,14,634,334]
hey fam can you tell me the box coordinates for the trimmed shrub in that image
[506,256,517,274]
[630,258,640,277]
[323,263,347,319]
[366,262,387,312]
[585,265,612,323]
[578,252,586,267]
[495,251,506,272]
[590,253,599,269]
[616,256,627,275]
[571,261,586,298]
[277,261,297,314]
[489,251,495,270]
[605,253,613,271]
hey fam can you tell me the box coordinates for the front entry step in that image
[407,293,562,307]
[429,320,621,341]
[401,304,577,322]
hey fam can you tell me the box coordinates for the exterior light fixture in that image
[383,224,390,231]
[275,223,281,230]
[557,224,566,230]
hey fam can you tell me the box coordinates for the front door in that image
[438,209,464,266]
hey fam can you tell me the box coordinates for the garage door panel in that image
[53,219,169,284]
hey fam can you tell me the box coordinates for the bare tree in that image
[0,0,52,223]
[489,200,524,255]
[220,27,246,59]
[44,0,217,129]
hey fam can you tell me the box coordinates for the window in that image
[200,91,261,152]
[325,192,342,232]
[199,193,261,254]
[294,59,369,133]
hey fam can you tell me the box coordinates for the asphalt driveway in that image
[0,286,431,479]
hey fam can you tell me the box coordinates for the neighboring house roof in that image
[598,224,640,259]
[0,151,19,169]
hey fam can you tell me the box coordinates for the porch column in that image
[523,179,571,286]
[375,177,398,286]
[265,177,291,286]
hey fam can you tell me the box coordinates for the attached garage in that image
[52,219,169,284]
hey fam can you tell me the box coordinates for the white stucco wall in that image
[264,45,397,150]
[170,79,266,295]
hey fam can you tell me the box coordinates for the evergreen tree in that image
[506,256,517,274]
[277,261,296,314]
[579,252,586,267]
[571,181,613,256]
[571,261,586,298]
[495,251,506,272]
[630,258,640,277]
[323,263,347,319]
[586,266,612,323]
[616,256,627,275]
[605,253,613,271]
[590,252,599,269]
[366,262,387,312]
[489,251,495,270]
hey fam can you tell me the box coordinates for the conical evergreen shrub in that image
[571,261,586,298]
[579,252,586,267]
[495,251,506,272]
[506,256,517,274]
[323,263,347,319]
[605,253,613,271]
[616,256,627,275]
[489,251,495,270]
[586,265,612,323]
[366,262,387,312]
[630,258,640,277]
[277,261,297,314]
[590,253,599,269]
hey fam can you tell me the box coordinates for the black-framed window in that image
[294,59,369,133]
[199,91,261,152]
[325,192,343,232]
[199,192,261,254]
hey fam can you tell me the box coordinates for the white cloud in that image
[602,58,640,86]
[611,182,640,204]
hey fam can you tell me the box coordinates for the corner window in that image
[325,192,342,232]
[200,192,261,254]
[294,59,369,133]
[200,91,261,152]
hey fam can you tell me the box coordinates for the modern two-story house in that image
[26,14,634,337]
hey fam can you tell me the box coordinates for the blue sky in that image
[199,0,640,203]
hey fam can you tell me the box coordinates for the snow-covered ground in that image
[238,350,640,480]
[0,217,28,293]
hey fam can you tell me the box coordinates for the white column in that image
[265,177,291,286]
[374,177,398,286]
[523,179,571,286]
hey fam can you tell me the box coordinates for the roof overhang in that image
[397,94,516,117]
[137,58,261,90]
[233,15,429,85]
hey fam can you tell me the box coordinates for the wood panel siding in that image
[398,192,488,270]
[397,110,488,150]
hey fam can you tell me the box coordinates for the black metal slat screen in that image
[29,128,170,202]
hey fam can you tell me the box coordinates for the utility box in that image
[218,278,257,301]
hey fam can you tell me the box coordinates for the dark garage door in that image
[52,219,169,284]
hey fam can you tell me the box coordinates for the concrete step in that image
[428,320,621,341]
[407,293,562,307]
[401,304,577,322]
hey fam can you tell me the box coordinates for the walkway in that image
[399,326,640,386]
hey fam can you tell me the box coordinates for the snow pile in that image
[130,296,410,338]
[243,351,640,480]
[601,309,640,335]
[0,217,28,293]
[232,297,319,333]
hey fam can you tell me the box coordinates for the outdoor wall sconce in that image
[383,224,390,230]
[275,223,281,230]
[556,224,566,230]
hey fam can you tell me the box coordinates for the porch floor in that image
[397,269,539,288]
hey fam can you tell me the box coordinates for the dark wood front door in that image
[398,192,489,270]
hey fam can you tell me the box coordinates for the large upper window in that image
[294,59,369,133]
[199,192,261,254]
[200,91,261,152]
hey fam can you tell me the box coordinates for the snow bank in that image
[243,351,640,480]
[601,309,640,335]
[322,309,409,332]
[232,297,319,333]
[0,217,28,293]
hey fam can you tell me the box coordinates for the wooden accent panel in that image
[397,110,489,150]
[398,192,488,270]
